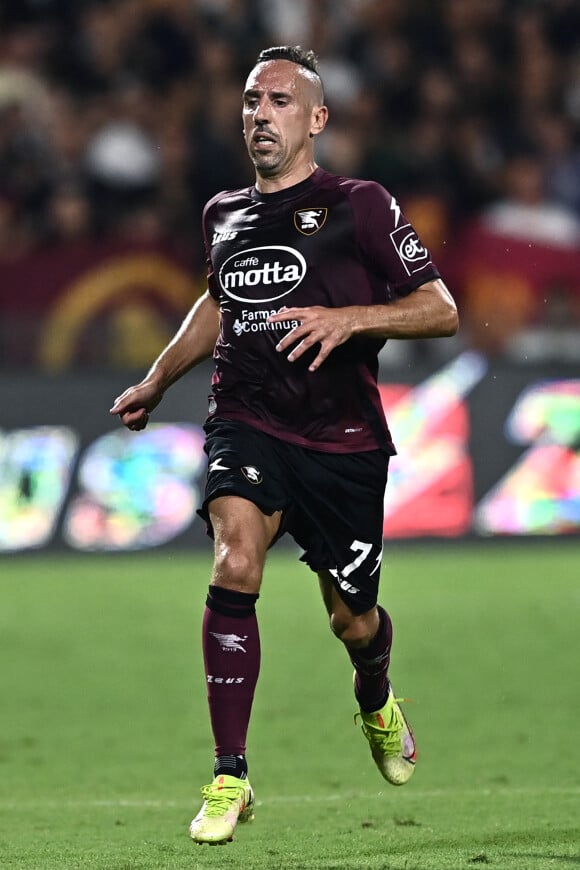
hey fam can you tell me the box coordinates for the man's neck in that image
[254,161,318,194]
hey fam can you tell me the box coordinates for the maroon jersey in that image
[202,167,440,454]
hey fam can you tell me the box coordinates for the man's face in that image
[242,60,326,179]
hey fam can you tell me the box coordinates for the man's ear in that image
[310,105,328,138]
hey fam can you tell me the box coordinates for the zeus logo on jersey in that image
[389,224,431,276]
[212,229,238,245]
[218,246,306,303]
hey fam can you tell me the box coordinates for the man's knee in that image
[212,542,264,592]
[208,496,278,593]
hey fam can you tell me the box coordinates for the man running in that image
[110,45,458,845]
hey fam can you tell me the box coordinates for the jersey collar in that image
[251,167,325,203]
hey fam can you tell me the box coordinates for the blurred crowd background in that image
[1,0,579,370]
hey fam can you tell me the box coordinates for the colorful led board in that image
[0,427,78,551]
[63,424,207,550]
[475,380,580,534]
[380,352,487,537]
[1,363,578,550]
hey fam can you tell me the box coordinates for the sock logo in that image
[207,675,245,684]
[209,632,248,653]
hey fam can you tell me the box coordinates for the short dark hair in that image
[256,45,320,78]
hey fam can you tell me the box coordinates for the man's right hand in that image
[109,380,164,431]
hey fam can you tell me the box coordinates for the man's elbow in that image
[440,303,459,337]
[422,280,459,337]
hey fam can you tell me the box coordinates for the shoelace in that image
[200,783,246,817]
[354,698,409,757]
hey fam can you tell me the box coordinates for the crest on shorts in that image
[241,465,263,485]
[294,208,328,235]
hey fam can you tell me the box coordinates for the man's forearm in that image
[145,290,221,391]
[351,279,458,340]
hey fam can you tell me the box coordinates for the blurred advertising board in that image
[1,354,579,552]
[0,239,200,371]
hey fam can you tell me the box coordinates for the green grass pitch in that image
[0,543,579,869]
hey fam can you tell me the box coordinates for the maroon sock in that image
[202,585,261,758]
[348,606,392,713]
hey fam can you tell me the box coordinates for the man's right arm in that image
[110,290,220,430]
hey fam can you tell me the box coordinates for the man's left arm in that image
[268,278,458,372]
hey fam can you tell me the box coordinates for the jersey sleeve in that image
[349,180,440,299]
[201,195,222,301]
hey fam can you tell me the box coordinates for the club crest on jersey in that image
[294,208,327,235]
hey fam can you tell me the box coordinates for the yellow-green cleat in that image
[355,683,417,786]
[189,774,254,844]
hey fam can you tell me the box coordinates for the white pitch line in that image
[1,786,579,811]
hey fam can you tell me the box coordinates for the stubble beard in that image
[251,151,283,177]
